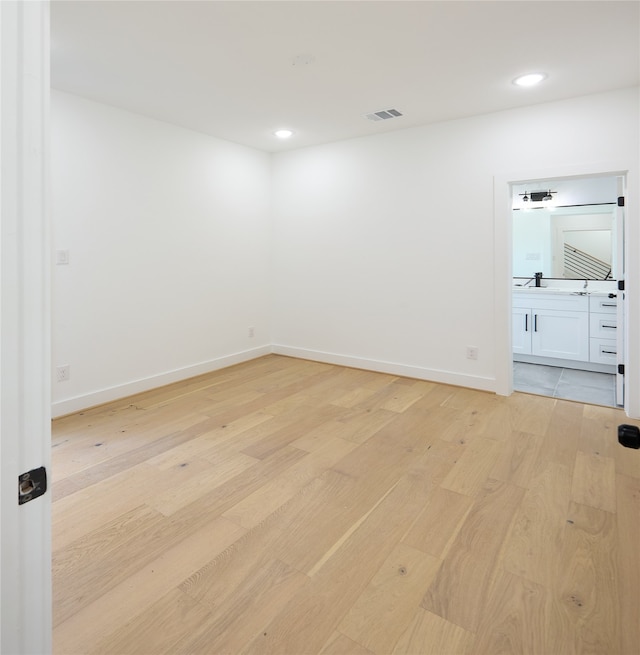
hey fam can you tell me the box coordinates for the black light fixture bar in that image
[518,189,557,202]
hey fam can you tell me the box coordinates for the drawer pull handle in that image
[602,350,617,355]
[601,303,617,307]
[602,325,617,329]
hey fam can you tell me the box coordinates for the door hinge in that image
[18,467,47,505]
[618,279,625,291]
[618,364,625,375]
[618,196,625,207]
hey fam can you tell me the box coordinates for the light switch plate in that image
[56,249,70,265]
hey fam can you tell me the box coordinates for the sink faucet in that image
[535,272,543,287]
[583,279,588,290]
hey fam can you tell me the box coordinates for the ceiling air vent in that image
[364,108,403,122]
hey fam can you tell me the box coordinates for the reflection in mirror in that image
[513,204,616,280]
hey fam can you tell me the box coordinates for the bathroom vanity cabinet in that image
[513,290,618,371]
[512,292,589,361]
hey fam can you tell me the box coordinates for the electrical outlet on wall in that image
[56,365,70,382]
[466,347,478,360]
[248,326,255,338]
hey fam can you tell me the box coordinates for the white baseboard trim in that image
[272,345,496,393]
[51,345,272,418]
[52,344,498,418]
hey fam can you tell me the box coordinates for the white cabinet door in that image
[512,308,532,355]
[532,309,589,361]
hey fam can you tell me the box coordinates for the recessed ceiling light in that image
[513,72,547,87]
[274,129,293,139]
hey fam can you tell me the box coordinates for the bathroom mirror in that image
[513,203,616,280]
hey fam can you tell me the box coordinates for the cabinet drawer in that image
[590,338,617,365]
[590,313,617,339]
[513,293,588,312]
[589,296,617,313]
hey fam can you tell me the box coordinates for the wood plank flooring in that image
[52,355,640,655]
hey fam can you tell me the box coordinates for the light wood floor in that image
[52,355,640,655]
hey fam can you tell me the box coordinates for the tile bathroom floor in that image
[513,361,617,407]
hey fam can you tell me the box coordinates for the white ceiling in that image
[51,1,640,153]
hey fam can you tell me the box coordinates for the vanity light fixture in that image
[519,190,556,202]
[517,190,557,209]
[274,129,293,139]
[513,72,547,87]
[528,190,556,202]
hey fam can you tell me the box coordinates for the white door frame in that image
[1,1,52,653]
[615,177,626,406]
[494,160,639,419]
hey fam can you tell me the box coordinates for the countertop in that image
[512,286,615,297]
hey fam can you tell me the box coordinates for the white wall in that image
[51,91,272,417]
[271,88,639,392]
[52,87,639,416]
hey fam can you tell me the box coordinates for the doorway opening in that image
[510,173,625,408]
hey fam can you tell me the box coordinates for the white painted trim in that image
[494,160,639,418]
[493,174,514,397]
[51,346,272,418]
[272,345,496,392]
[54,341,502,417]
[0,1,52,652]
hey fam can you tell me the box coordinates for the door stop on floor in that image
[618,424,640,449]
